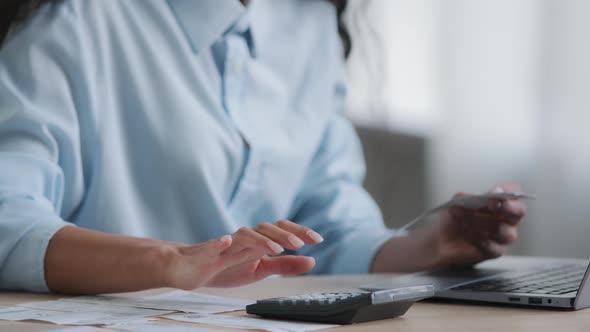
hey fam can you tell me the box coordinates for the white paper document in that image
[0,305,29,315]
[18,300,172,317]
[164,313,339,332]
[41,327,106,332]
[65,290,254,314]
[108,320,220,332]
[0,307,95,324]
[0,305,153,325]
[64,314,157,326]
[0,306,50,321]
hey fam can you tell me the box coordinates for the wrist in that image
[371,225,443,273]
[416,222,446,269]
[149,243,183,289]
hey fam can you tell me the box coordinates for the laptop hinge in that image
[573,263,590,309]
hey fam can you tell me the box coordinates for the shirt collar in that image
[167,0,254,54]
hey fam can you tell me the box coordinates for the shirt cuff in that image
[329,228,401,274]
[0,218,71,292]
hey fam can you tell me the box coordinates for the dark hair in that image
[329,0,351,57]
[1,0,350,56]
[0,0,51,45]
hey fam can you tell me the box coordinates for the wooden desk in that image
[1,274,589,331]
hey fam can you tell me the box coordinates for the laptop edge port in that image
[528,297,542,305]
[508,297,521,302]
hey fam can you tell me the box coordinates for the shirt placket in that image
[222,31,263,223]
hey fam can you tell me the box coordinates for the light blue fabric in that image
[0,0,396,292]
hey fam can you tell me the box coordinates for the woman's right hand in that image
[165,219,323,290]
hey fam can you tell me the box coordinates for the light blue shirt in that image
[0,0,396,292]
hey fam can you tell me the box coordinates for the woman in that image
[0,0,526,294]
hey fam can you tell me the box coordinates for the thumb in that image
[178,235,232,255]
[490,183,522,193]
[255,255,316,279]
[452,192,469,199]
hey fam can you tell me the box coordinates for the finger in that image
[485,199,526,225]
[462,222,495,245]
[254,222,306,250]
[477,240,508,259]
[447,207,492,243]
[449,208,487,243]
[468,218,519,245]
[455,211,515,245]
[255,255,316,279]
[274,219,324,244]
[213,235,233,251]
[452,192,470,199]
[464,198,523,225]
[449,206,466,221]
[208,255,316,288]
[454,209,499,233]
[227,227,284,255]
[448,245,487,268]
[486,184,527,222]
[495,223,518,244]
[490,183,522,193]
[500,199,526,225]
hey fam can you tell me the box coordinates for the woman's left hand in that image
[434,183,527,267]
[201,219,322,288]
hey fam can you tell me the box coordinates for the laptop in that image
[361,256,590,309]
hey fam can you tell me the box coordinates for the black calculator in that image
[246,285,434,324]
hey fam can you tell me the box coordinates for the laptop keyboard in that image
[452,264,587,295]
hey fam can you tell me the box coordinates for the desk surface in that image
[1,274,589,331]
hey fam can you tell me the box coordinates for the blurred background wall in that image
[344,0,590,258]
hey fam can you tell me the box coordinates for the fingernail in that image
[219,235,232,243]
[288,235,305,248]
[306,230,324,243]
[267,241,284,254]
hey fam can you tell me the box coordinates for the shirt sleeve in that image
[0,3,86,291]
[288,81,402,275]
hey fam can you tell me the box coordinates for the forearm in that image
[371,225,442,273]
[45,226,177,294]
